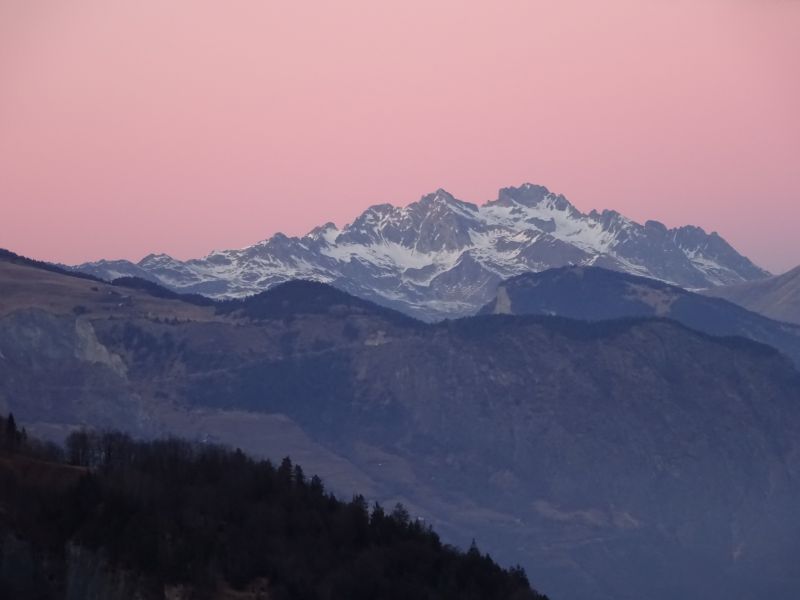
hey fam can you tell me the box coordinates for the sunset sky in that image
[1,1,798,272]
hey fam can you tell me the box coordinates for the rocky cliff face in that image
[3,260,800,600]
[73,184,769,320]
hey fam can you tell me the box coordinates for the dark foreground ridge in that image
[0,414,548,600]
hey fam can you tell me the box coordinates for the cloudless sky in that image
[1,0,798,272]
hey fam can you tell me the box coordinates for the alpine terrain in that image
[75,184,769,320]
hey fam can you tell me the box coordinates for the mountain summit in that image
[75,184,769,320]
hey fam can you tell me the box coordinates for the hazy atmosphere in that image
[4,4,800,600]
[2,0,798,271]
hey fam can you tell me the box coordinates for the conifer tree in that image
[4,413,18,451]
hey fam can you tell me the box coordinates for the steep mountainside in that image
[73,184,769,320]
[479,266,800,367]
[2,256,800,600]
[703,266,800,325]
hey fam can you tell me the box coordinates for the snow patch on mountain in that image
[74,183,770,320]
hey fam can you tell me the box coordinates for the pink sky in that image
[1,1,799,273]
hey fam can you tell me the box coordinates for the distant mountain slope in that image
[702,266,800,325]
[110,275,216,306]
[73,184,769,320]
[3,258,800,600]
[479,266,800,367]
[216,279,419,326]
[0,248,103,283]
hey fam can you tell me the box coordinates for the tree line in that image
[0,413,549,600]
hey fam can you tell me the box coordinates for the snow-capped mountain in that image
[75,184,770,320]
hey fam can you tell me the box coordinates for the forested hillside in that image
[0,414,546,600]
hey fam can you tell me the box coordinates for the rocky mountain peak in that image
[306,222,340,244]
[138,253,181,268]
[420,187,456,204]
[74,183,771,320]
[645,220,668,233]
[492,183,553,207]
[414,189,479,216]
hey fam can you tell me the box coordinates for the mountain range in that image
[74,184,770,321]
[703,266,800,326]
[3,254,800,600]
[479,266,800,367]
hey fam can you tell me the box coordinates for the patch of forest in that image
[0,413,548,600]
